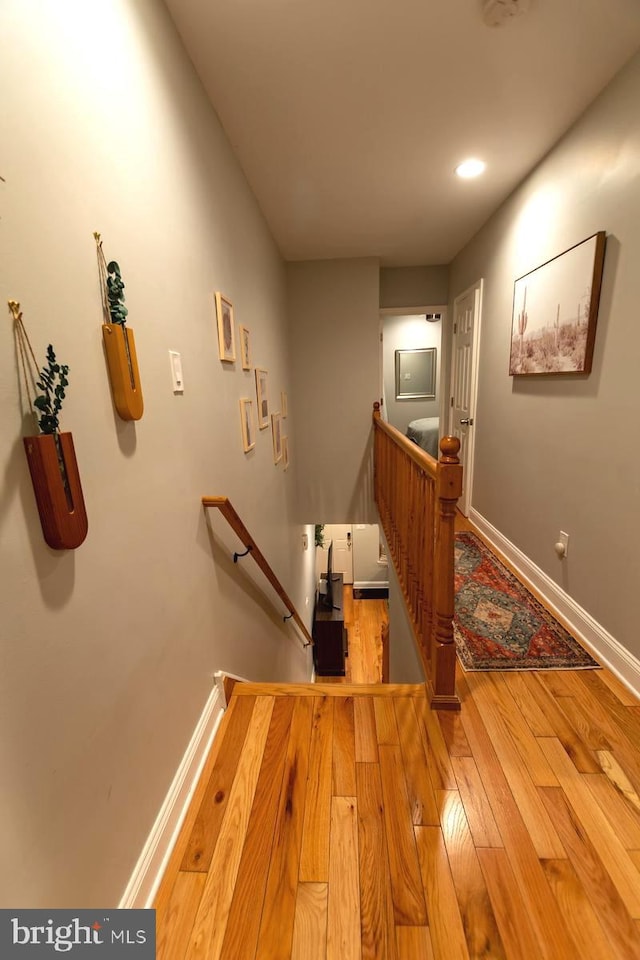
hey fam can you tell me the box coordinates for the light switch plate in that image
[169,350,184,393]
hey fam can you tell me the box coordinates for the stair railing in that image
[372,403,462,709]
[202,496,313,649]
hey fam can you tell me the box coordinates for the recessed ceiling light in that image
[455,158,486,179]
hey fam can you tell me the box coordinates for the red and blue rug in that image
[454,531,599,671]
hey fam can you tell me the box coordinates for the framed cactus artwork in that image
[509,231,606,376]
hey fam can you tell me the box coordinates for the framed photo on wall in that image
[239,398,255,452]
[239,325,251,370]
[255,367,269,428]
[215,292,235,362]
[282,435,289,470]
[509,231,606,375]
[281,390,288,418]
[271,412,282,463]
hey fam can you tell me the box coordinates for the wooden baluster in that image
[402,454,409,604]
[394,444,402,576]
[415,472,426,646]
[407,462,417,616]
[431,437,462,709]
[424,478,435,663]
[419,474,432,666]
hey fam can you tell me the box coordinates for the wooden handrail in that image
[202,496,313,649]
[373,402,462,709]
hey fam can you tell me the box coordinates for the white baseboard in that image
[119,683,225,909]
[468,508,640,699]
[353,581,389,590]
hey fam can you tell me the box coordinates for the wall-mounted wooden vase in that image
[102,323,144,420]
[23,432,88,549]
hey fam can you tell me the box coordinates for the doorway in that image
[379,307,446,436]
[316,524,353,584]
[449,279,483,516]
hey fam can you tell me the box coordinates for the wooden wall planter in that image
[102,323,144,421]
[23,432,88,549]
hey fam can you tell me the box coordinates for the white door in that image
[324,524,353,584]
[449,280,483,516]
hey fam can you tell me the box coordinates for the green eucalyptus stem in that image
[33,344,69,435]
[95,234,135,389]
[106,260,128,327]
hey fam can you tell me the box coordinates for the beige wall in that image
[352,524,388,588]
[0,0,313,907]
[288,258,380,523]
[449,51,640,664]
[380,265,449,308]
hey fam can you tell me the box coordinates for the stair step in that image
[231,682,426,698]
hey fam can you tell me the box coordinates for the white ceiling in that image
[164,0,640,266]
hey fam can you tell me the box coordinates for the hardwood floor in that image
[155,528,640,959]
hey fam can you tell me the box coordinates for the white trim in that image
[353,580,389,590]
[469,508,640,698]
[118,684,225,909]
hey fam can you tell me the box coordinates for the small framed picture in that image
[215,292,235,362]
[271,412,282,463]
[239,326,251,370]
[282,435,289,470]
[239,398,255,452]
[281,390,288,418]
[255,367,269,429]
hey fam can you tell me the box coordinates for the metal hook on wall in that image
[233,544,253,563]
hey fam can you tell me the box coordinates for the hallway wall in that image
[379,265,449,308]
[288,258,380,523]
[0,0,312,907]
[449,50,640,670]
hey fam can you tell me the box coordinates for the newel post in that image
[431,436,462,708]
[372,401,381,508]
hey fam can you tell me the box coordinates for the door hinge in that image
[450,396,454,407]
[453,322,457,334]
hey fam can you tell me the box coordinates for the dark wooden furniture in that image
[313,573,348,675]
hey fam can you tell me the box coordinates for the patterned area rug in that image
[454,531,599,671]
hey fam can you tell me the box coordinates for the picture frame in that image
[255,367,269,429]
[509,232,606,376]
[271,412,282,463]
[239,325,251,370]
[395,348,437,400]
[239,397,255,453]
[282,435,289,470]
[281,390,288,418]
[215,292,235,362]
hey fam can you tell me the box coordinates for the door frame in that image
[449,279,483,516]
